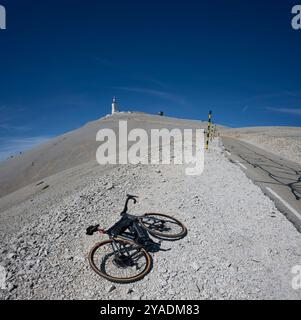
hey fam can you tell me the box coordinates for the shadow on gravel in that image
[119,230,188,253]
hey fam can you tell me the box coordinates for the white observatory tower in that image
[111,96,119,114]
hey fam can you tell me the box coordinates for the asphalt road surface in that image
[221,136,301,232]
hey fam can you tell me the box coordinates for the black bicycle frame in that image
[99,194,162,256]
[110,236,144,264]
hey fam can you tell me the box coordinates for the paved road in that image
[221,136,301,231]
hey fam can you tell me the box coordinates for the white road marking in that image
[225,151,231,156]
[266,187,301,220]
[235,160,247,170]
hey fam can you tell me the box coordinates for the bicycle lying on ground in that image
[86,194,187,283]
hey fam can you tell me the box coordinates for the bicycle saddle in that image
[86,224,100,235]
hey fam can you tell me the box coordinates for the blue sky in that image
[0,0,301,160]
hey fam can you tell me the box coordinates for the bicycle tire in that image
[139,213,187,239]
[88,238,152,283]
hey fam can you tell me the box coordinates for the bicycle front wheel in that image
[139,213,187,239]
[88,238,152,283]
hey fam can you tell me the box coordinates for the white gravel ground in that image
[1,139,301,300]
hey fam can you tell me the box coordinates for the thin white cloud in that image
[234,91,301,105]
[94,56,114,67]
[242,105,248,112]
[130,76,168,89]
[266,107,301,116]
[0,123,30,131]
[0,107,30,130]
[0,136,51,161]
[110,86,187,105]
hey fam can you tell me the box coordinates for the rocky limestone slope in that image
[1,140,301,300]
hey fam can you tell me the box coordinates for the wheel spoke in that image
[90,239,150,281]
[140,214,186,238]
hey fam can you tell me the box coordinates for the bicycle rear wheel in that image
[139,213,187,239]
[88,238,152,283]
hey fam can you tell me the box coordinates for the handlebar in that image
[126,194,138,199]
[121,194,139,215]
[86,195,139,235]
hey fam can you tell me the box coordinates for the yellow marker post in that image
[205,110,212,150]
[210,122,214,142]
